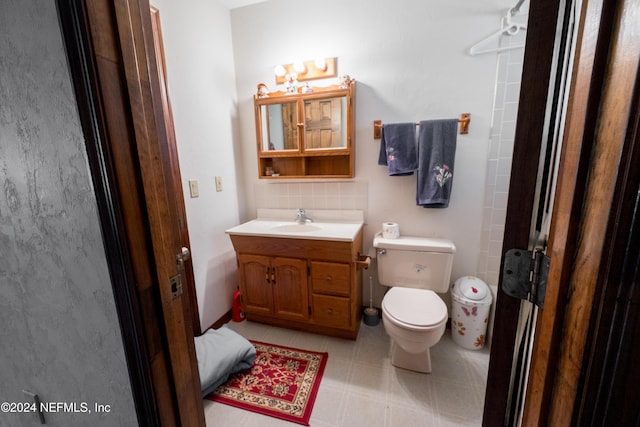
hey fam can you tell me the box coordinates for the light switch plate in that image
[188,180,199,198]
[215,176,223,192]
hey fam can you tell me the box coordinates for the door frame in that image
[485,0,640,425]
[56,2,160,424]
[58,0,639,425]
[526,0,640,424]
[482,0,562,424]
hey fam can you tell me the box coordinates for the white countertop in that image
[225,209,364,242]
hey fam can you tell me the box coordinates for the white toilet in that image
[374,233,456,373]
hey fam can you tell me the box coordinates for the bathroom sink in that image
[270,224,322,233]
[225,210,365,242]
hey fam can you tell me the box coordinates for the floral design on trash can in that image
[453,320,465,336]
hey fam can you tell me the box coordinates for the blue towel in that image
[377,122,417,176]
[416,119,458,208]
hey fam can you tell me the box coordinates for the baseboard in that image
[201,310,232,334]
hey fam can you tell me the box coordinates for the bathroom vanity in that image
[226,210,366,339]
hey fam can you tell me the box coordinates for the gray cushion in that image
[194,325,256,396]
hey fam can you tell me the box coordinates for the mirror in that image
[259,96,348,152]
[303,96,347,150]
[260,102,299,151]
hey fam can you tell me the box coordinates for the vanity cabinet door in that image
[238,254,273,315]
[272,257,309,321]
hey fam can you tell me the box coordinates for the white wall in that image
[153,0,522,324]
[152,0,242,329]
[230,0,512,306]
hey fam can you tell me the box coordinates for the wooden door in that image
[58,0,206,425]
[272,257,309,321]
[484,0,640,425]
[304,98,342,148]
[149,5,201,336]
[238,254,273,315]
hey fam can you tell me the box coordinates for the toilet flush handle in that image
[377,249,387,256]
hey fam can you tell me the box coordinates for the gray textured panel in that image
[0,0,137,425]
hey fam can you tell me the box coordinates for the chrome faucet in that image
[295,208,313,224]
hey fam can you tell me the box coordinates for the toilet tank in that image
[374,233,456,293]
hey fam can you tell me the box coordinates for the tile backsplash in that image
[254,181,368,218]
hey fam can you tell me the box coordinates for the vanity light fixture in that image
[274,57,337,84]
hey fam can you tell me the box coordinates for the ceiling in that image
[219,0,267,9]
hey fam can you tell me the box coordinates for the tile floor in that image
[203,319,489,427]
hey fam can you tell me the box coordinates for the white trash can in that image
[451,276,492,350]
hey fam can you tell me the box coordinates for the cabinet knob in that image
[325,275,332,282]
[327,309,333,315]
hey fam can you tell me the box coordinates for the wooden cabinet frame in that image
[254,81,356,179]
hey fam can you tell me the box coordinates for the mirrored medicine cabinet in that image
[254,80,355,179]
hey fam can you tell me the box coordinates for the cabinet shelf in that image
[259,153,351,179]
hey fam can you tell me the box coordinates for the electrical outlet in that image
[188,180,199,198]
[215,176,223,192]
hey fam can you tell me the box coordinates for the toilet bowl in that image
[381,287,448,373]
[373,232,456,373]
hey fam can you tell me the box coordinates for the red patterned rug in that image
[206,341,328,426]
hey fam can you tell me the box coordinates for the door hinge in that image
[502,248,550,308]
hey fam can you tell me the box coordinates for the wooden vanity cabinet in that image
[230,232,363,339]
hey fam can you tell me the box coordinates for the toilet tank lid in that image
[373,233,456,253]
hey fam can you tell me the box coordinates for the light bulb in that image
[274,65,286,77]
[314,58,327,71]
[293,61,306,73]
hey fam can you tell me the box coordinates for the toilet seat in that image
[382,287,448,330]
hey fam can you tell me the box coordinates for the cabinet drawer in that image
[312,294,350,329]
[311,261,350,296]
